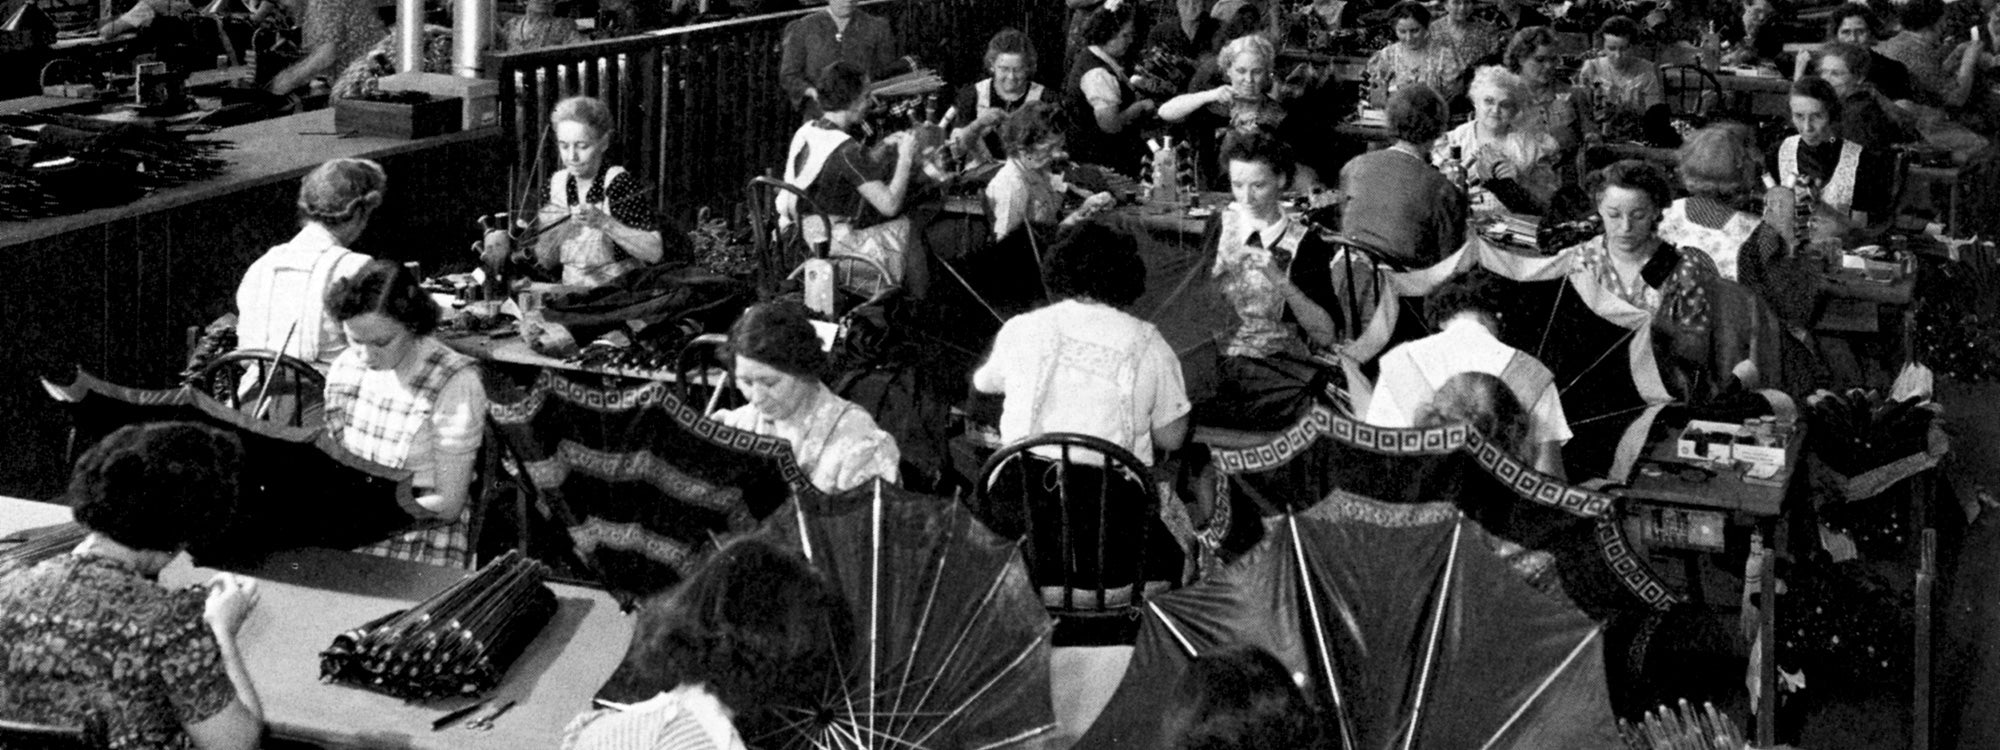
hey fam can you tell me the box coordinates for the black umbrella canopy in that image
[41,369,416,565]
[749,481,1057,750]
[1081,499,1620,749]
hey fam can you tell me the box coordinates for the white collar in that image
[1087,46,1125,78]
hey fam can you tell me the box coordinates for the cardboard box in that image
[334,95,463,139]
[376,72,499,131]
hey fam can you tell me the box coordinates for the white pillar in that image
[454,0,494,78]
[396,0,423,73]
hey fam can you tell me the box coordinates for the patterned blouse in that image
[1364,42,1465,101]
[0,554,237,750]
[1522,83,1585,152]
[1429,18,1504,75]
[305,0,388,95]
[1568,235,1717,335]
[1212,209,1314,359]
[715,383,899,494]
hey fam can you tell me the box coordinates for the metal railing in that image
[491,0,1063,224]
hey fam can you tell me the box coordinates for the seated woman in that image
[1159,34,1316,190]
[1338,83,1470,266]
[1764,76,1897,238]
[779,61,923,290]
[1431,0,1507,77]
[325,260,489,568]
[1367,272,1570,476]
[1507,26,1593,158]
[714,302,900,494]
[572,537,850,750]
[950,29,1056,163]
[1197,130,1341,431]
[526,96,664,290]
[1723,0,1787,69]
[97,0,192,39]
[1666,124,1819,332]
[1063,5,1157,176]
[1560,160,1725,398]
[1813,43,1919,151]
[237,157,383,371]
[985,103,1115,242]
[1159,645,1323,750]
[1365,2,1466,103]
[1575,15,1665,141]
[0,423,264,750]
[974,222,1191,467]
[1945,3,2000,135]
[1438,65,1561,214]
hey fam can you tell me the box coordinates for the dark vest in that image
[1062,46,1144,175]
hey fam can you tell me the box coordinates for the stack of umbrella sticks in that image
[0,522,87,576]
[1617,700,1747,750]
[319,551,557,700]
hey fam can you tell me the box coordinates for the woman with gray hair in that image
[1437,65,1559,213]
[1159,33,1314,189]
[235,157,385,371]
[1663,124,1820,329]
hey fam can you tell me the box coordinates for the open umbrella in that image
[747,481,1057,750]
[1081,495,1622,749]
[41,369,415,565]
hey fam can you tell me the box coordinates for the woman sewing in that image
[950,29,1056,163]
[713,302,900,494]
[1438,65,1560,214]
[1764,76,1897,241]
[1158,34,1314,190]
[778,61,924,292]
[324,260,488,568]
[519,96,665,290]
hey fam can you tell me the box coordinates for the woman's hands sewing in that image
[203,573,260,637]
[1468,145,1519,183]
[1062,191,1116,226]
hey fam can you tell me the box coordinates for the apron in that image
[780,122,907,287]
[1777,136,1861,216]
[1658,200,1759,282]
[549,166,641,287]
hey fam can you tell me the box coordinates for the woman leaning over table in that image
[568,537,850,750]
[325,260,488,569]
[236,157,382,372]
[986,103,1116,242]
[1438,65,1560,214]
[1364,2,1466,102]
[714,302,900,494]
[0,423,264,750]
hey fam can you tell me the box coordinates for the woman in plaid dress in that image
[323,260,488,568]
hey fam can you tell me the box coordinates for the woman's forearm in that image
[1283,284,1338,347]
[270,42,337,94]
[602,220,664,263]
[420,447,478,520]
[210,630,263,720]
[1157,90,1219,122]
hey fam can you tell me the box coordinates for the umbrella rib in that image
[908,628,1053,749]
[795,499,814,563]
[895,553,1022,733]
[870,480,884,749]
[1288,514,1358,750]
[1474,627,1605,750]
[1146,600,1200,658]
[887,513,958,741]
[1401,520,1466,750]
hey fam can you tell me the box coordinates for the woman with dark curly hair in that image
[1506,26,1593,156]
[324,259,488,568]
[714,302,899,493]
[984,103,1116,241]
[974,222,1190,464]
[1062,5,1157,175]
[1363,1,1464,102]
[0,422,265,750]
[950,29,1057,163]
[1160,645,1324,750]
[570,537,852,750]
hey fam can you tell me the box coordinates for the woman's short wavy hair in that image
[1790,75,1844,122]
[298,158,387,228]
[71,422,244,552]
[1585,158,1675,213]
[610,537,853,723]
[1387,82,1448,144]
[1504,26,1559,72]
[1216,33,1275,78]
[1467,65,1527,128]
[1043,222,1147,309]
[1388,0,1432,27]
[326,258,443,336]
[1815,41,1874,83]
[1417,371,1531,456]
[1677,123,1760,198]
[551,95,614,140]
[1825,4,1882,41]
[1163,645,1323,750]
[1081,5,1134,46]
[723,301,828,383]
[1219,126,1297,186]
[983,28,1037,76]
[999,102,1062,158]
[1597,14,1640,42]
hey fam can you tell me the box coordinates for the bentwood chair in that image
[673,333,740,416]
[970,432,1182,645]
[1658,64,1724,123]
[190,349,327,428]
[745,175,834,295]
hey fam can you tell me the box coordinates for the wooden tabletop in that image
[0,496,634,750]
[1617,425,1805,518]
[443,331,688,382]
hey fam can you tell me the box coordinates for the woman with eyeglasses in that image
[1438,65,1560,214]
[985,104,1115,242]
[950,29,1057,163]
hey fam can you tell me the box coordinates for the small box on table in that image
[333,95,463,139]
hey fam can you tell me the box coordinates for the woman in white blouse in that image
[1438,65,1560,213]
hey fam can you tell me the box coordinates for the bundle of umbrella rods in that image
[0,522,88,576]
[1616,699,1746,750]
[319,550,557,701]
